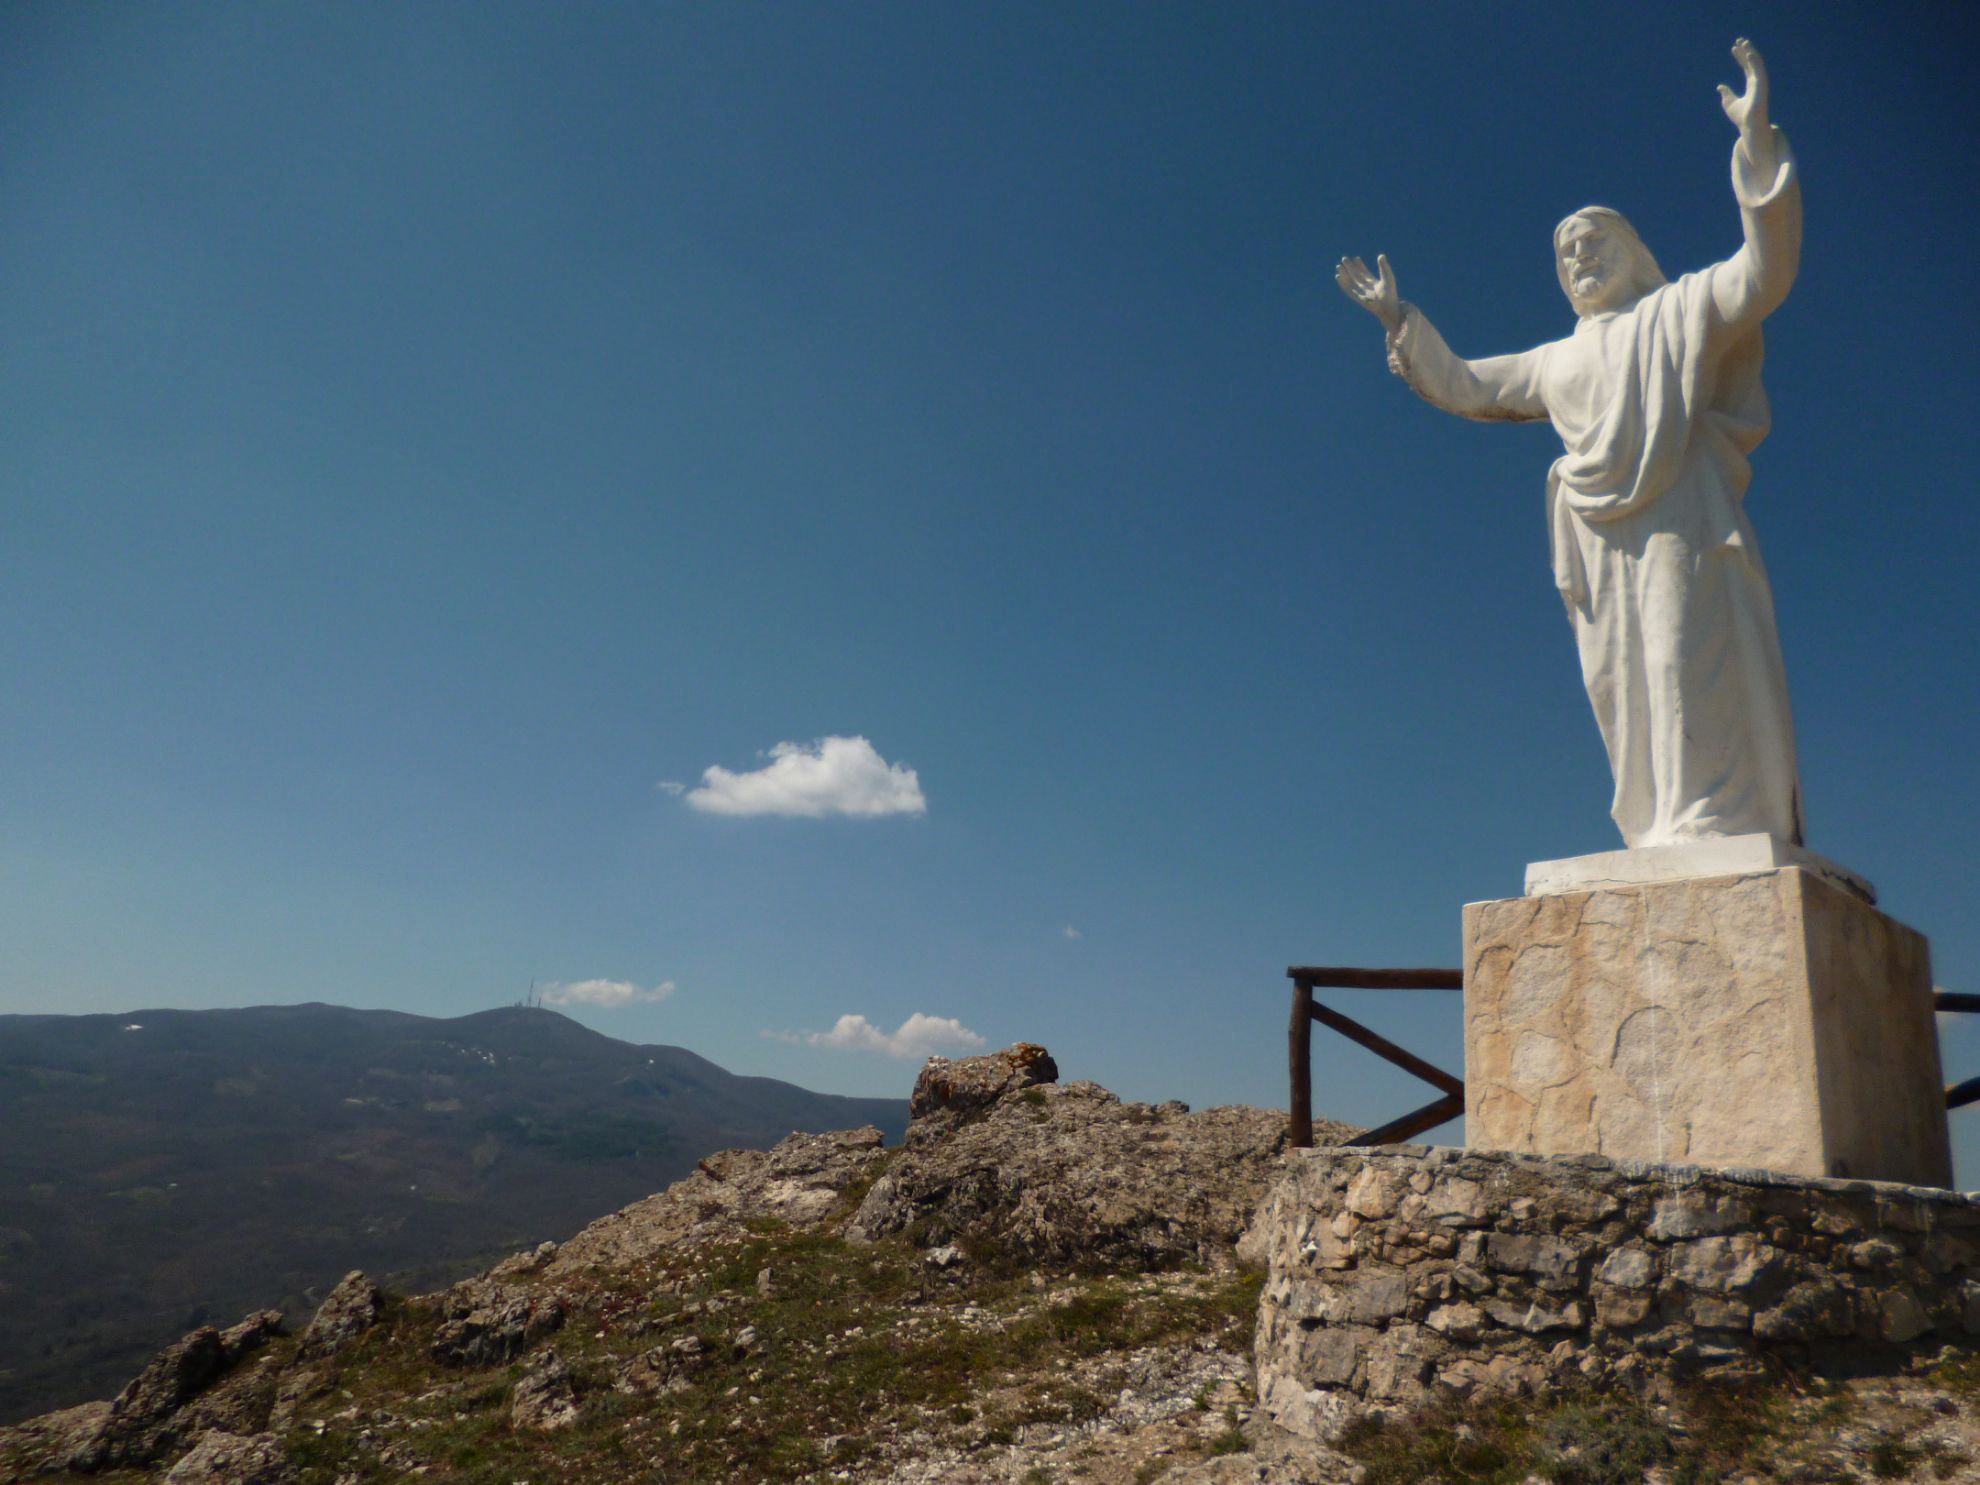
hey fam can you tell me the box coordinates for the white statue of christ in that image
[1338,40,1803,850]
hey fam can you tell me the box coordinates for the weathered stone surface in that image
[65,1310,285,1469]
[1648,1194,1752,1240]
[1463,867,1950,1185]
[1,1314,290,1475]
[547,1125,889,1274]
[1425,1301,1485,1340]
[509,1348,580,1431]
[1254,1145,1980,1443]
[1483,1232,1582,1285]
[429,1279,565,1368]
[0,1402,110,1477]
[297,1270,383,1360]
[1752,1279,1854,1341]
[489,1239,559,1280]
[1595,1246,1654,1289]
[1668,1236,1781,1293]
[1482,1295,1583,1332]
[162,1430,297,1484]
[613,1335,708,1398]
[908,1042,1060,1132]
[848,1078,1351,1269]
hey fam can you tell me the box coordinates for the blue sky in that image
[4,4,1978,1175]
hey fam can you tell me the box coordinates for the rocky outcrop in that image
[907,1042,1059,1135]
[0,1402,111,1477]
[546,1124,890,1274]
[161,1430,297,1484]
[850,1060,1357,1269]
[296,1270,382,1361]
[509,1348,579,1431]
[540,1047,1340,1281]
[63,1310,284,1470]
[611,1335,708,1398]
[429,1278,566,1368]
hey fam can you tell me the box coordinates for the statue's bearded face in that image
[1557,219,1632,314]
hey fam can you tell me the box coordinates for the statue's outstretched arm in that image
[1712,39,1801,328]
[1337,254,1548,423]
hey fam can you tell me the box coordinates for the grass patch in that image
[1337,1381,1836,1485]
[1207,1404,1248,1456]
[1867,1433,1971,1481]
[261,1230,1263,1484]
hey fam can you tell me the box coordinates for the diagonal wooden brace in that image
[1287,967,1465,1148]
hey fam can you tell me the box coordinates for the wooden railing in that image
[1287,966,1464,1148]
[1939,991,1980,1110]
[1289,979,1978,1146]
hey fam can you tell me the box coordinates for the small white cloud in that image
[683,736,927,819]
[796,1012,986,1060]
[1063,924,1082,940]
[539,979,676,1009]
[656,780,686,797]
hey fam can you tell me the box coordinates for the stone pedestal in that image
[1462,866,1951,1187]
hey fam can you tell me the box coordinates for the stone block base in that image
[1254,1146,1980,1444]
[1463,866,1950,1186]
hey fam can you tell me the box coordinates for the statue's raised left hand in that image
[1336,254,1403,336]
[1717,38,1770,148]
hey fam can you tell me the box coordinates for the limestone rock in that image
[297,1270,383,1360]
[219,1311,286,1359]
[162,1430,297,1484]
[509,1348,579,1431]
[548,1125,888,1274]
[489,1240,559,1280]
[429,1279,565,1368]
[68,1309,284,1469]
[907,1042,1059,1134]
[849,1079,1351,1268]
[613,1335,707,1398]
[0,1401,110,1477]
[1594,1246,1654,1289]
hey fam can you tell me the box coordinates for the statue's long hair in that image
[1553,207,1667,313]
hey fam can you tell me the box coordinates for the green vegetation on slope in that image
[222,1226,1258,1484]
[1339,1374,1973,1485]
[0,1003,907,1422]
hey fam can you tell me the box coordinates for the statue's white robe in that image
[1386,134,1804,849]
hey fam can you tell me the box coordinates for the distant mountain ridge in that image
[0,1002,908,1423]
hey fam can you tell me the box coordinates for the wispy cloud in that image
[681,736,926,819]
[1063,924,1082,940]
[780,1012,987,1060]
[540,979,676,1009]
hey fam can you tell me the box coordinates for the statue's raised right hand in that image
[1336,254,1403,334]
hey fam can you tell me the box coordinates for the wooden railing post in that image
[1286,965,1465,1149]
[1289,978,1314,1148]
[1938,991,1980,1108]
